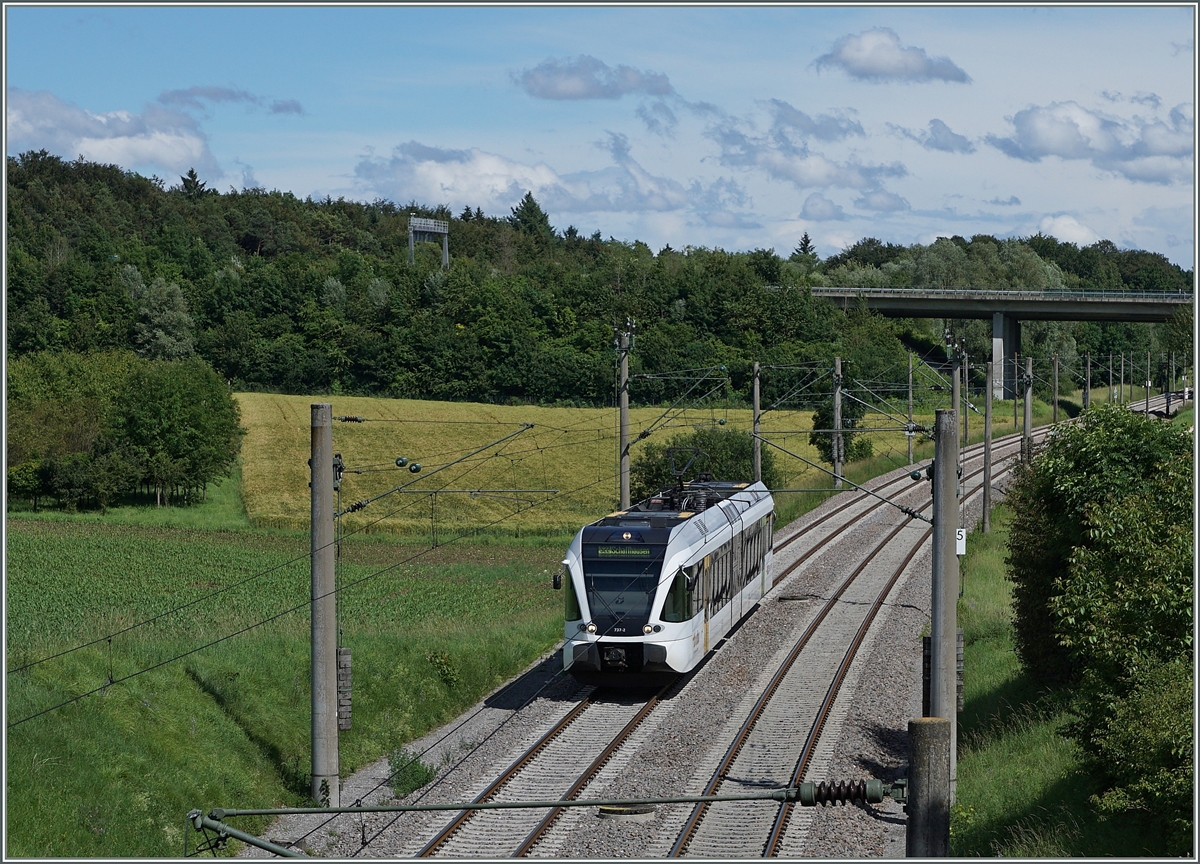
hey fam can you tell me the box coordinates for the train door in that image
[730,526,742,622]
[701,554,712,653]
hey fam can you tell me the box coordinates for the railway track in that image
[768,425,1034,588]
[417,685,671,857]
[251,401,1184,858]
[404,427,1041,858]
[663,432,1033,858]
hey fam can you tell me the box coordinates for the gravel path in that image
[241,451,1014,858]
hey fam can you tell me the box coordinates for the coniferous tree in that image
[507,191,555,241]
[794,231,815,257]
[180,168,208,200]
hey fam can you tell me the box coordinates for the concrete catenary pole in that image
[1052,354,1059,424]
[963,353,970,448]
[1084,353,1091,410]
[983,361,993,534]
[618,324,631,510]
[1109,353,1114,404]
[906,716,951,857]
[931,408,959,804]
[753,361,762,483]
[951,351,961,449]
[1023,356,1033,463]
[907,352,914,465]
[1013,355,1019,431]
[1146,350,1151,416]
[310,403,339,807]
[833,356,843,489]
[1120,352,1125,404]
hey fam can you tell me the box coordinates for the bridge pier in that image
[991,313,1020,400]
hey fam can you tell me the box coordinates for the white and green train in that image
[556,479,774,686]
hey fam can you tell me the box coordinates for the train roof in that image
[581,480,772,549]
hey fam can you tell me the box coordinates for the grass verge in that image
[952,504,1169,856]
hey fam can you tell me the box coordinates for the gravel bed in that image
[239,452,1014,859]
[787,465,1013,858]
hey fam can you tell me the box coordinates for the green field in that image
[952,506,1167,856]
[6,513,564,857]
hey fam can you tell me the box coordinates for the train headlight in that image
[578,623,588,632]
[643,624,653,635]
[586,622,597,634]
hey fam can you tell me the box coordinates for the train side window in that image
[564,571,582,622]
[661,568,690,622]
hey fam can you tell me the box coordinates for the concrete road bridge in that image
[807,286,1193,398]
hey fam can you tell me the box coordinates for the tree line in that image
[7,350,243,511]
[7,151,1191,410]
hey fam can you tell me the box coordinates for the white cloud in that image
[854,188,910,212]
[5,85,306,183]
[891,118,975,153]
[269,99,305,115]
[800,192,847,221]
[514,55,673,100]
[986,100,1193,184]
[1038,214,1101,246]
[815,28,970,83]
[352,134,751,222]
[766,99,863,142]
[637,100,678,136]
[699,210,762,229]
[6,88,221,176]
[158,85,305,115]
[158,86,258,110]
[707,116,905,191]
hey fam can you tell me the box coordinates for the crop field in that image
[6,517,564,857]
[236,392,954,535]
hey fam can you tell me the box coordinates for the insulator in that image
[798,778,880,807]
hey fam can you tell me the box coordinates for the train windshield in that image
[581,545,664,637]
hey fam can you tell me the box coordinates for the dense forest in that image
[6,151,1192,408]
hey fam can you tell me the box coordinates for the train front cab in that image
[561,537,690,686]
[560,509,773,686]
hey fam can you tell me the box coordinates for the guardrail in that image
[806,286,1193,302]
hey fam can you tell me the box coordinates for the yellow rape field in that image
[236,392,926,536]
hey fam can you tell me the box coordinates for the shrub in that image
[1003,404,1189,686]
[1087,661,1193,856]
[809,394,873,465]
[629,426,782,501]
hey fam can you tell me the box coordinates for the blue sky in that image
[6,5,1196,266]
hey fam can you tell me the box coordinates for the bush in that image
[1005,404,1193,851]
[808,394,873,465]
[630,426,782,501]
[1087,661,1193,856]
[1003,404,1189,686]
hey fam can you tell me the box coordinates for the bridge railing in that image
[806,286,1193,302]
